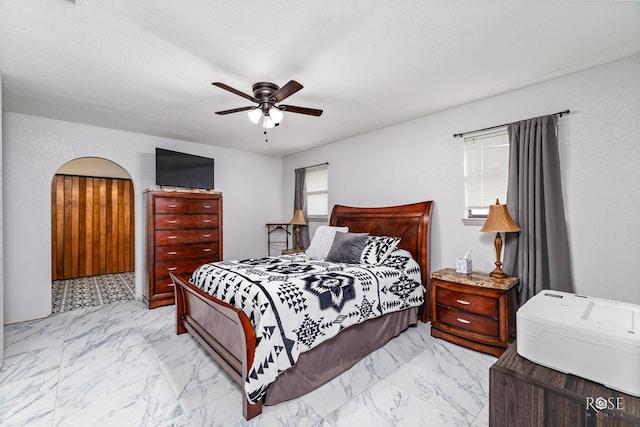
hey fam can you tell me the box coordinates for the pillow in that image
[326,232,369,264]
[360,236,401,265]
[305,225,349,259]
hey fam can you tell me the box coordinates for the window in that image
[464,129,509,219]
[306,164,328,220]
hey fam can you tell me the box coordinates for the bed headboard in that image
[329,201,433,321]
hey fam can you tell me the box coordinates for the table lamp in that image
[480,199,520,279]
[289,209,307,250]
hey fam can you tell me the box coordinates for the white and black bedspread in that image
[190,248,424,403]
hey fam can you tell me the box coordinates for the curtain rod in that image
[304,162,329,169]
[453,109,570,138]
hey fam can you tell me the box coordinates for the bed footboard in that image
[170,272,262,420]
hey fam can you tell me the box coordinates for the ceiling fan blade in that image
[215,106,255,115]
[279,105,323,117]
[270,80,303,103]
[212,82,258,103]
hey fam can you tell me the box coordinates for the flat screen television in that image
[155,148,215,190]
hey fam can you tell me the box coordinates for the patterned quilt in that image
[190,248,424,403]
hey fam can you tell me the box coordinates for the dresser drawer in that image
[154,214,220,229]
[436,305,500,338]
[154,257,214,282]
[155,229,219,245]
[155,197,220,214]
[154,243,219,261]
[436,286,499,317]
[154,276,178,295]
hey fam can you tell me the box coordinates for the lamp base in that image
[294,225,302,250]
[489,267,507,279]
[490,232,507,279]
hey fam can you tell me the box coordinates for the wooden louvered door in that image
[51,175,135,280]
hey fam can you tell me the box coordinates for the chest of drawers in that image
[145,190,222,308]
[430,268,518,357]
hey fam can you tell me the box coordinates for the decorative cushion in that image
[360,236,401,265]
[326,232,369,264]
[305,225,349,259]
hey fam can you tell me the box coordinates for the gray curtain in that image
[503,114,573,306]
[293,168,310,249]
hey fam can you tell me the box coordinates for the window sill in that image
[307,216,329,223]
[462,218,485,226]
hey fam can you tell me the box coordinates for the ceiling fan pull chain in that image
[264,130,268,143]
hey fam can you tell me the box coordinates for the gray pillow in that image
[326,232,369,264]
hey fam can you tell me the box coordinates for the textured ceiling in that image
[1,1,639,156]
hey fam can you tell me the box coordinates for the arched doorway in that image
[50,157,135,312]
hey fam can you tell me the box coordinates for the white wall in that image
[284,55,640,305]
[2,113,283,323]
[1,70,4,366]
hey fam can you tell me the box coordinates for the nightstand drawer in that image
[436,287,498,317]
[436,306,499,337]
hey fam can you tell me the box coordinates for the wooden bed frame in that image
[170,201,433,419]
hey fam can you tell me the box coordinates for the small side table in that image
[266,223,291,256]
[281,248,305,255]
[430,268,519,357]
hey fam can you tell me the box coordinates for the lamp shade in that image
[262,114,275,129]
[480,199,520,233]
[269,107,284,124]
[247,108,262,124]
[289,209,307,225]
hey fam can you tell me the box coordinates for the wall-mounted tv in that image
[155,148,215,190]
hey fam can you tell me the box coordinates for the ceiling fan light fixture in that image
[247,108,262,124]
[269,107,284,124]
[214,80,323,130]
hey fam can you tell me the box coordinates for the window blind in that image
[464,129,509,216]
[306,165,328,217]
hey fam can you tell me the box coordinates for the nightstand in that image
[281,248,305,255]
[430,268,519,357]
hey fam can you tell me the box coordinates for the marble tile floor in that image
[1,300,496,427]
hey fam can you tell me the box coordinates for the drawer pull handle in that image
[456,318,471,324]
[202,234,212,238]
[167,251,178,255]
[167,283,174,287]
[168,204,178,208]
[167,236,177,240]
[202,205,212,208]
[202,219,211,223]
[167,267,177,271]
[202,248,211,252]
[456,299,471,305]
[167,220,177,224]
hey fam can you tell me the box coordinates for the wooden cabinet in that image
[490,343,640,426]
[430,268,518,357]
[145,190,222,308]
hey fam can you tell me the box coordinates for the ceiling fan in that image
[212,80,323,129]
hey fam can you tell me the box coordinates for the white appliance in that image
[517,290,640,397]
